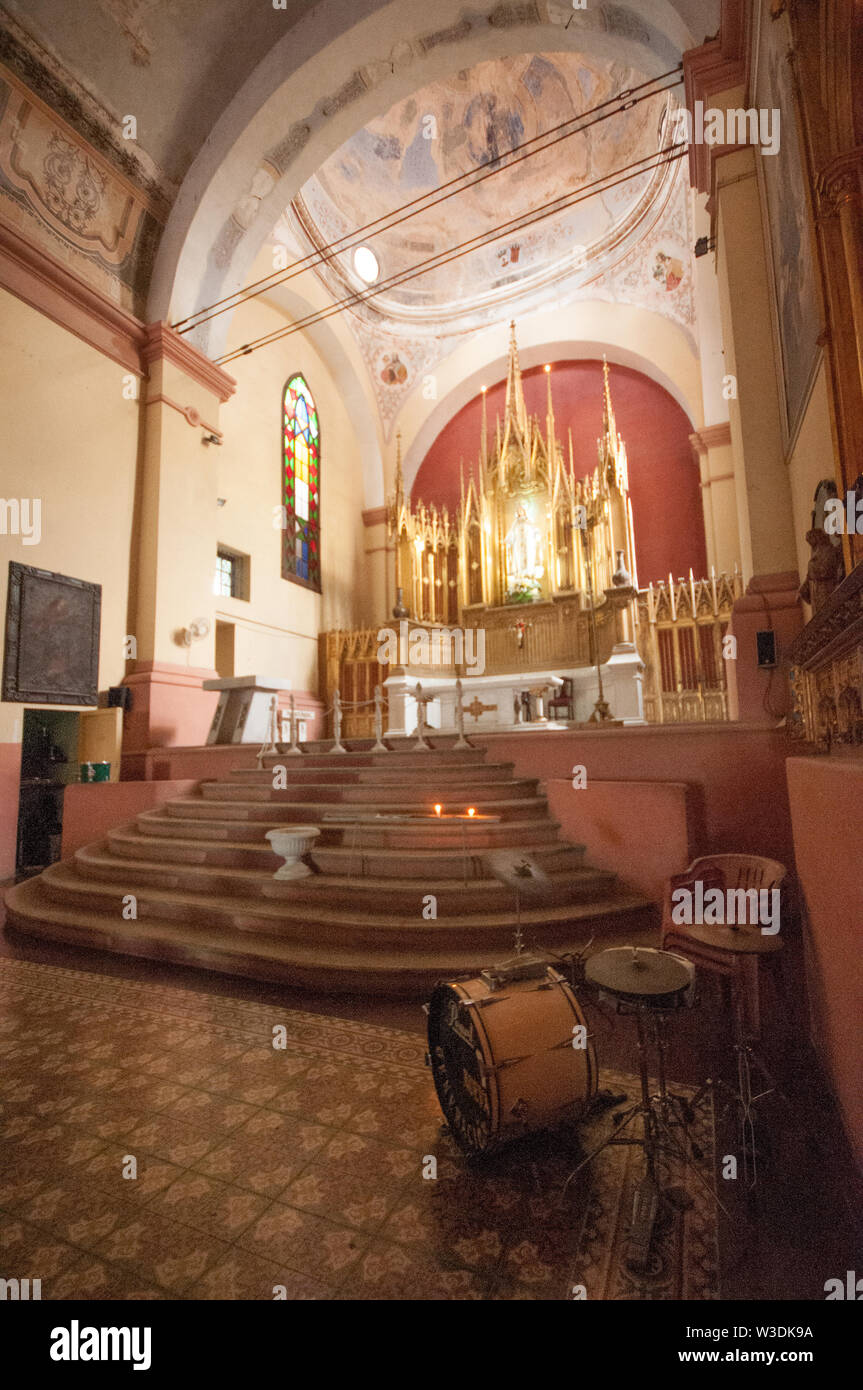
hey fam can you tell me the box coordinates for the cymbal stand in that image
[686,978,789,1193]
[563,1004,730,1222]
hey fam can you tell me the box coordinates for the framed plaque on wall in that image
[2,562,101,705]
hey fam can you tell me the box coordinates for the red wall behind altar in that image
[412,360,707,584]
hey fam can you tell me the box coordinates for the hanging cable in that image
[174,65,683,334]
[215,143,685,366]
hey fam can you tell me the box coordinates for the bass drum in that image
[427,964,597,1157]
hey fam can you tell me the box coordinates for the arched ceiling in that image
[2,0,720,328]
[0,0,721,486]
[0,0,305,194]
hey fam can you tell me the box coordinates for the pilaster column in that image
[715,151,804,719]
[689,422,739,574]
[362,506,392,624]
[684,26,806,721]
[123,323,236,753]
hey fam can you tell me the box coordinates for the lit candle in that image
[467,807,476,818]
[434,804,442,817]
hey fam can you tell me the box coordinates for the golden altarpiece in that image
[322,325,739,735]
[389,324,638,630]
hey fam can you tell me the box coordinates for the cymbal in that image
[676,923,783,955]
[586,946,693,998]
[483,850,554,897]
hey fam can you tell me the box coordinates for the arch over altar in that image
[322,322,739,737]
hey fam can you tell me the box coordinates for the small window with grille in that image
[213,547,249,601]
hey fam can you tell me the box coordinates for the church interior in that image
[0,0,861,1310]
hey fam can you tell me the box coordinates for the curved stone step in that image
[259,747,489,769]
[198,777,539,804]
[73,842,615,911]
[8,867,653,978]
[8,743,656,995]
[107,824,586,878]
[227,762,517,785]
[33,860,651,951]
[4,874,656,995]
[133,809,563,848]
[163,795,550,822]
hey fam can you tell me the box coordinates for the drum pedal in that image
[625,1174,660,1273]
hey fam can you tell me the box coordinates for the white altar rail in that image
[320,570,744,734]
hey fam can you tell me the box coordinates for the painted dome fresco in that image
[291,51,676,331]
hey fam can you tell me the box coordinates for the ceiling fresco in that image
[281,49,693,438]
[294,51,674,322]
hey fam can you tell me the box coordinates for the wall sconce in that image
[202,433,222,446]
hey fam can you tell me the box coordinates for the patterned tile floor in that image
[0,957,718,1300]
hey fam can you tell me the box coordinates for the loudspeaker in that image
[107,685,132,711]
[756,630,777,668]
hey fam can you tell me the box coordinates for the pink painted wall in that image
[543,778,694,901]
[787,756,863,1170]
[727,573,804,724]
[122,744,267,781]
[120,692,325,780]
[62,779,199,857]
[475,724,795,869]
[413,360,707,584]
[122,662,220,753]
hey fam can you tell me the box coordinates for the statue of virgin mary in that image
[504,502,543,589]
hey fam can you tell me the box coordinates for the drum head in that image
[427,982,494,1156]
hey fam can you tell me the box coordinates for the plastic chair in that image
[661,854,788,1037]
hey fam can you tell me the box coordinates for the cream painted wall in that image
[0,289,139,745]
[215,295,369,692]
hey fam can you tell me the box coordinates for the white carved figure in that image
[504,502,544,589]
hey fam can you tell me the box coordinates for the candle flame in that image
[434,804,442,817]
[467,807,476,818]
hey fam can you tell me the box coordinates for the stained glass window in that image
[282,374,321,591]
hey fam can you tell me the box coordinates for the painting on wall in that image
[753,7,822,446]
[3,563,101,705]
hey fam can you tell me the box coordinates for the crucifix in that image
[453,678,472,750]
[412,682,433,751]
[465,695,497,723]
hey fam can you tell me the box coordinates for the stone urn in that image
[265,825,320,879]
[611,550,632,588]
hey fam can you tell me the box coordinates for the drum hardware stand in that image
[685,987,789,1193]
[544,938,595,993]
[562,1004,731,1234]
